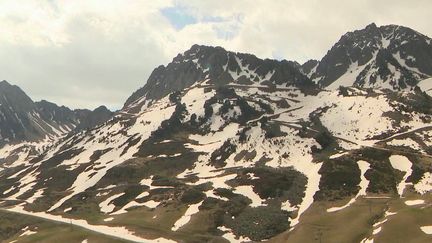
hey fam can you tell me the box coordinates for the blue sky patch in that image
[161,7,197,30]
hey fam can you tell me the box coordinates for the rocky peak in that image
[0,81,44,143]
[0,80,10,86]
[0,80,34,112]
[301,60,319,78]
[311,23,432,89]
[123,45,314,111]
[0,81,113,145]
[74,105,113,130]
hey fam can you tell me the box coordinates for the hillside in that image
[0,24,432,243]
[0,80,113,146]
[308,23,432,90]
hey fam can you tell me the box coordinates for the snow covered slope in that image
[1,25,432,242]
[417,78,432,96]
[310,23,432,90]
[2,81,432,242]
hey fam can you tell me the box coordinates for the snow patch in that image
[99,193,125,214]
[389,155,412,197]
[404,200,425,206]
[218,226,251,243]
[421,226,432,234]
[172,201,203,231]
[234,185,265,207]
[414,172,432,194]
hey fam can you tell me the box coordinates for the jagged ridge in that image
[0,80,113,145]
[309,23,432,89]
[124,44,315,112]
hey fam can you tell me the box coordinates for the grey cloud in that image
[1,0,431,109]
[0,15,169,110]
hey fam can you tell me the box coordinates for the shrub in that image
[226,207,290,241]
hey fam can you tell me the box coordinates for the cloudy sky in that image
[1,0,431,110]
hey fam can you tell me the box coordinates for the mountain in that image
[300,59,319,78]
[124,44,316,112]
[1,24,432,243]
[71,105,114,130]
[0,80,113,145]
[0,80,73,144]
[309,23,432,89]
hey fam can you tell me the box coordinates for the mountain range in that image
[0,80,112,145]
[0,23,432,243]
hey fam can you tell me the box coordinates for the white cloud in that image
[174,0,432,61]
[0,0,431,109]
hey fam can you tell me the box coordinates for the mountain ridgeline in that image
[123,44,315,112]
[0,81,113,145]
[309,23,432,89]
[124,23,432,113]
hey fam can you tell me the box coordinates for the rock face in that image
[301,59,319,78]
[0,80,61,144]
[0,81,113,145]
[125,24,432,114]
[123,44,315,112]
[310,23,432,89]
[73,106,114,130]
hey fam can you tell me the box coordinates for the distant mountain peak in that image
[301,59,319,78]
[0,81,113,145]
[310,23,432,89]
